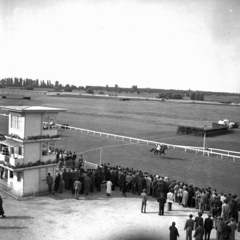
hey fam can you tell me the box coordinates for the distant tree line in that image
[0,78,239,99]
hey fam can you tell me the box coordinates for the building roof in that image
[0,106,66,113]
[0,139,22,147]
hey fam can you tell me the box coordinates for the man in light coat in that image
[167,190,174,211]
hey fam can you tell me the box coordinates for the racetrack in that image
[0,91,240,195]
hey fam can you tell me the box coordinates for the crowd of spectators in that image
[48,154,240,239]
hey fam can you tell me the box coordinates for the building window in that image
[11,147,14,154]
[11,115,22,130]
[19,147,22,156]
[10,171,13,178]
[17,172,22,182]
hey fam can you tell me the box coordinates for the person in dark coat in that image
[204,213,213,240]
[54,173,61,191]
[62,168,69,190]
[0,195,6,218]
[137,174,145,196]
[158,193,166,215]
[95,172,102,192]
[221,221,231,240]
[184,214,195,240]
[169,222,180,240]
[195,212,204,230]
[194,223,204,240]
[122,178,127,197]
[79,174,85,194]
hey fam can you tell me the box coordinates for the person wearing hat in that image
[169,222,180,240]
[140,189,148,213]
[0,195,6,218]
[184,214,194,240]
[204,213,213,240]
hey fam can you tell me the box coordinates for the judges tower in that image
[0,106,65,198]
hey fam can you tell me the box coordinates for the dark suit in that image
[194,225,204,240]
[204,217,213,240]
[169,225,179,240]
[215,219,224,240]
[184,218,194,240]
[195,216,204,230]
[221,224,231,240]
[158,195,166,215]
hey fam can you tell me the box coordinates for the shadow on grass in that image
[162,157,186,161]
[3,216,33,220]
[0,226,28,230]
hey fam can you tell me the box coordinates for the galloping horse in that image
[150,145,168,157]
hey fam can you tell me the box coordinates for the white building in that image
[0,106,65,198]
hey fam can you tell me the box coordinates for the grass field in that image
[0,90,240,196]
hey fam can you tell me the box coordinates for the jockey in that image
[156,144,161,151]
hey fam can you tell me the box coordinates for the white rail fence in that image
[1,112,240,161]
[56,124,240,161]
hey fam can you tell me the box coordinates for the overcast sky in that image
[1,0,240,93]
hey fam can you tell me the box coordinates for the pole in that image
[100,147,102,165]
[203,125,207,155]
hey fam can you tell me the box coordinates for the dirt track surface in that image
[1,190,240,240]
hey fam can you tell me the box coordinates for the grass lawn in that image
[0,91,240,196]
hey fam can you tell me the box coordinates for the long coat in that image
[182,190,189,207]
[169,225,179,240]
[0,196,4,215]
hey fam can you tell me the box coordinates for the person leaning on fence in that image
[140,189,148,213]
[0,195,6,218]
[46,173,54,194]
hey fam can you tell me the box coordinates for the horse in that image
[150,145,168,157]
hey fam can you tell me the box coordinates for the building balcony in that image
[41,153,57,163]
[0,152,24,167]
[42,128,58,136]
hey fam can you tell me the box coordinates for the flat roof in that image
[0,106,66,113]
[0,139,22,147]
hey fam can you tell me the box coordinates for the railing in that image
[41,153,56,162]
[42,128,58,136]
[56,123,240,161]
[0,153,24,166]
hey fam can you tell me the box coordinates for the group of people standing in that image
[45,159,240,240]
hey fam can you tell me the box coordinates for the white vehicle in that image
[218,119,236,129]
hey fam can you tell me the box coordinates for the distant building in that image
[0,106,65,198]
